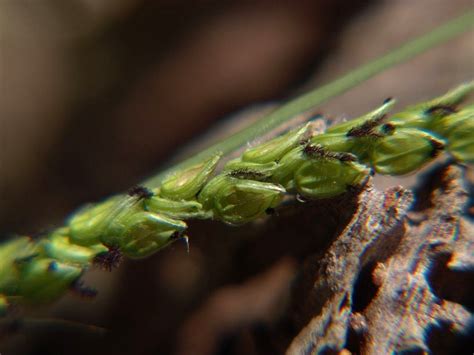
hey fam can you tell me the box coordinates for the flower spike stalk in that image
[0,82,473,315]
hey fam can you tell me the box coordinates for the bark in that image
[286,164,473,354]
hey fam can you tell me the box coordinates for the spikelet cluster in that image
[1,82,473,314]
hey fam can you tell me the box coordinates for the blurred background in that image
[1,1,473,354]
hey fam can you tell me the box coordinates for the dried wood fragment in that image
[287,165,473,354]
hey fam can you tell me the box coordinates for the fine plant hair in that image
[0,11,473,316]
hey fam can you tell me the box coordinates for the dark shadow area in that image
[352,262,379,313]
[411,160,458,212]
[345,326,363,355]
[425,319,474,355]
[427,252,474,313]
[396,348,427,355]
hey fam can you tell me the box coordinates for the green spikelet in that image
[430,104,474,163]
[43,228,107,266]
[368,128,445,175]
[198,175,285,225]
[241,123,312,164]
[159,154,221,201]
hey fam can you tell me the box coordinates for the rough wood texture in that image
[286,164,473,354]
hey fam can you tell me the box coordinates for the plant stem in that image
[143,9,474,188]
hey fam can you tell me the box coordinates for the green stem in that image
[143,9,474,188]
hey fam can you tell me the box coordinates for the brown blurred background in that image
[1,1,473,354]
[0,0,371,234]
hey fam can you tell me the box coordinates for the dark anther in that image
[128,185,154,199]
[169,230,181,241]
[303,143,356,162]
[299,138,310,146]
[381,123,396,135]
[228,169,267,181]
[346,115,387,138]
[426,104,457,116]
[383,97,393,104]
[48,261,58,272]
[429,139,445,157]
[93,245,123,272]
[170,231,189,253]
[303,143,327,157]
[265,207,277,216]
[71,279,98,298]
[335,152,357,162]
